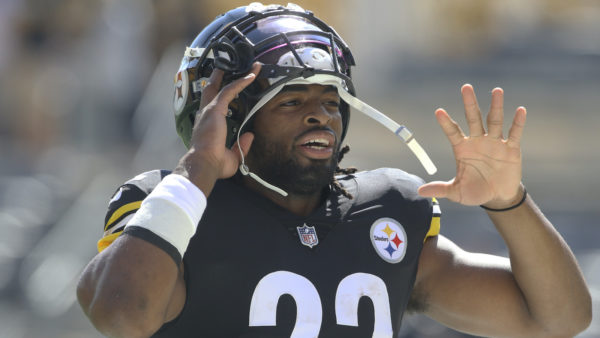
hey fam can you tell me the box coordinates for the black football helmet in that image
[173,3,355,149]
[173,3,436,195]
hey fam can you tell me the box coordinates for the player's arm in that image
[76,64,260,338]
[77,228,185,338]
[414,85,591,337]
[414,204,590,337]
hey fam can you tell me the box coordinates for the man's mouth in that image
[301,138,330,149]
[296,130,336,159]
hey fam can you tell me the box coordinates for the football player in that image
[77,3,591,337]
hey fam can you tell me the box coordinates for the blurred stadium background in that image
[0,0,598,337]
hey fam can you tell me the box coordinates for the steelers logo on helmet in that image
[370,218,407,264]
[173,70,189,116]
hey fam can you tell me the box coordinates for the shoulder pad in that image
[122,169,172,194]
[352,168,425,201]
[353,168,441,242]
[98,169,171,252]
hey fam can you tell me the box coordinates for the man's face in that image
[244,84,344,196]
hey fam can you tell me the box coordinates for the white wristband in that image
[125,174,207,259]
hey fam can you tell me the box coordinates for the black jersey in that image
[100,168,441,337]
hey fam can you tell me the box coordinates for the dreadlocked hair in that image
[332,145,357,199]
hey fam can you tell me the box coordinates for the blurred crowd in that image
[0,1,599,337]
[0,1,215,336]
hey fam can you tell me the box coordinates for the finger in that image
[461,84,486,137]
[419,179,465,204]
[222,132,255,176]
[200,68,224,108]
[234,132,254,159]
[435,108,465,146]
[213,63,262,111]
[486,87,504,139]
[418,181,453,199]
[507,106,527,148]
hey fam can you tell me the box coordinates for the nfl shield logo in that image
[297,224,319,248]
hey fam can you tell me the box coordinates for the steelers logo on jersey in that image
[370,218,407,264]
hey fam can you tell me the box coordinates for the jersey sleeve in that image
[424,197,441,242]
[97,170,171,252]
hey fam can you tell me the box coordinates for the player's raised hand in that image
[418,84,527,208]
[175,62,261,194]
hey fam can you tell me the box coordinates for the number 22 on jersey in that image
[249,271,393,338]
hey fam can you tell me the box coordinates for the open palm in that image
[418,84,527,207]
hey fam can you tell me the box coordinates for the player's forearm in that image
[487,196,592,335]
[77,235,180,337]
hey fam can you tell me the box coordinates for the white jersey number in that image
[249,271,393,338]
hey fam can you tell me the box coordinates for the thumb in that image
[220,132,255,178]
[233,132,254,162]
[418,180,452,198]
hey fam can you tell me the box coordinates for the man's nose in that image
[304,101,333,126]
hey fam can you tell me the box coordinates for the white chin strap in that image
[336,87,438,176]
[235,74,437,197]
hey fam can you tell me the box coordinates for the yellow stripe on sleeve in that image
[424,197,441,242]
[105,201,142,230]
[424,216,440,242]
[97,231,123,252]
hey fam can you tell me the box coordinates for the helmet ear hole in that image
[224,95,249,148]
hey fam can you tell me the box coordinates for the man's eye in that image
[280,100,299,107]
[326,100,340,107]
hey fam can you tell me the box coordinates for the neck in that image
[241,175,327,217]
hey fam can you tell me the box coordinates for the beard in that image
[245,131,339,196]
